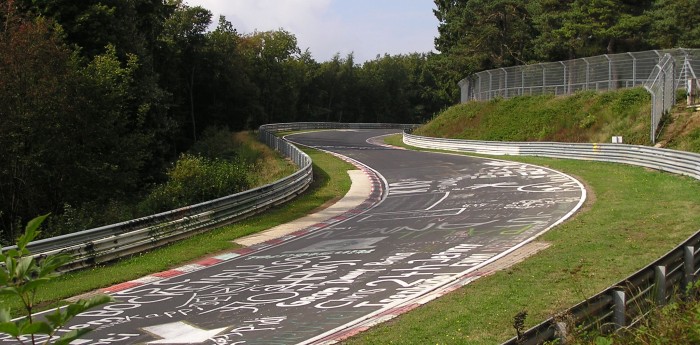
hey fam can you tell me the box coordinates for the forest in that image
[1,0,697,243]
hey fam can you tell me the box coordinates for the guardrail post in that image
[613,290,626,330]
[685,246,696,289]
[555,322,568,344]
[655,265,667,305]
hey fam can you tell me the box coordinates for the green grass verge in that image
[2,147,354,315]
[342,135,700,344]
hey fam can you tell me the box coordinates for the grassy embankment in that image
[2,132,355,315]
[343,88,700,344]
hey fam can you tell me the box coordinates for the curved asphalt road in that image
[8,129,585,345]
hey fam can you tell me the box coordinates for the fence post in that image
[487,70,493,100]
[605,54,612,90]
[559,61,571,95]
[629,52,637,86]
[584,58,590,90]
[649,92,657,144]
[685,246,696,289]
[541,63,546,94]
[613,290,626,330]
[502,68,508,98]
[655,265,668,306]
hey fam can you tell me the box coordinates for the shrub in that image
[188,127,240,161]
[141,154,250,212]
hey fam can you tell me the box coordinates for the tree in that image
[433,0,536,69]
[647,0,700,49]
[0,8,85,241]
[431,0,537,102]
[238,29,302,127]
[196,16,256,131]
[0,6,172,242]
[533,0,652,59]
[159,0,212,141]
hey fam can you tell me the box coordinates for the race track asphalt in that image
[10,129,585,345]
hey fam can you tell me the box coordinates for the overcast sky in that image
[185,0,439,63]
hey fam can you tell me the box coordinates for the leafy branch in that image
[0,214,114,344]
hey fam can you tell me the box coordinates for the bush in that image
[188,127,240,161]
[141,154,251,212]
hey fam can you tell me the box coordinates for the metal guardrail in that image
[259,122,419,132]
[2,123,414,272]
[402,132,700,344]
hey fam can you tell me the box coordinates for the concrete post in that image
[613,290,626,330]
[685,246,696,289]
[655,265,667,306]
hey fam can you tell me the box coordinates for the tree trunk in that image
[190,66,196,141]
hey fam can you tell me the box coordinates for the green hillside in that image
[416,88,653,145]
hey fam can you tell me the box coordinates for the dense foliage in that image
[433,0,700,80]
[0,0,696,243]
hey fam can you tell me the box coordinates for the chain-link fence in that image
[644,54,676,143]
[458,48,700,143]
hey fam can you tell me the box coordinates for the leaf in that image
[4,249,19,258]
[14,256,35,278]
[0,309,11,323]
[19,321,52,335]
[65,295,115,319]
[45,310,67,328]
[21,277,52,293]
[0,322,19,337]
[18,214,49,250]
[0,270,9,285]
[0,287,20,297]
[37,253,72,278]
[53,328,92,345]
[45,294,113,330]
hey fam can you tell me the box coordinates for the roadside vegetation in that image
[42,129,296,240]
[340,92,700,344]
[0,146,354,316]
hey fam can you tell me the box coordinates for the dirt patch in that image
[656,107,700,147]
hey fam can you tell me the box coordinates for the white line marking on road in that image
[425,192,450,211]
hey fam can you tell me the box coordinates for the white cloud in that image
[185,0,437,63]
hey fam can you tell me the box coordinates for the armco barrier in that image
[3,122,414,271]
[403,132,700,344]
